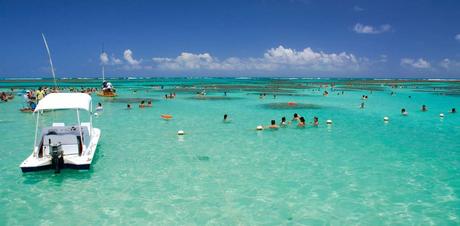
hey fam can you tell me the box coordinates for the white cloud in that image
[455,34,460,41]
[353,5,365,12]
[400,58,431,69]
[111,56,122,65]
[152,45,364,72]
[100,52,109,64]
[123,49,141,65]
[440,58,460,69]
[353,23,391,34]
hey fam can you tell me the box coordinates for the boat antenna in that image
[41,33,58,89]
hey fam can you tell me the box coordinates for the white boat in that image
[20,93,101,173]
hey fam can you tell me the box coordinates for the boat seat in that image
[52,122,65,127]
[43,134,80,155]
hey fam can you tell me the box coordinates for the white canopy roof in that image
[34,93,92,112]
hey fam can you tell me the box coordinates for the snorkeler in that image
[269,120,279,129]
[421,105,427,112]
[401,108,408,116]
[298,117,306,127]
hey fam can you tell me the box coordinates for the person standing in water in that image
[147,100,152,107]
[312,117,319,126]
[421,105,427,112]
[401,108,408,116]
[269,120,279,129]
[298,117,306,127]
[139,101,145,108]
[280,117,287,127]
[292,113,300,122]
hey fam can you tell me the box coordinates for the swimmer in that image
[96,102,103,111]
[312,116,319,126]
[280,117,287,126]
[292,113,300,122]
[147,100,152,107]
[298,117,306,127]
[360,102,365,109]
[421,105,427,112]
[139,100,145,108]
[223,114,231,122]
[269,120,279,129]
[450,108,456,113]
[127,104,131,109]
[401,108,408,116]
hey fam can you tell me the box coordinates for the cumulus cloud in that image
[456,34,460,41]
[152,45,364,72]
[353,23,391,34]
[123,49,141,65]
[100,52,109,64]
[400,58,431,69]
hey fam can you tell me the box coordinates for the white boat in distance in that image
[20,93,101,173]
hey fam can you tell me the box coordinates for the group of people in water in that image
[222,113,321,130]
[400,105,456,116]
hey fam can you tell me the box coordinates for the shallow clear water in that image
[1,78,459,225]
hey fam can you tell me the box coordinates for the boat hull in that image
[97,91,117,97]
[21,163,90,172]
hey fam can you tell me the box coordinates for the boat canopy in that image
[34,93,92,112]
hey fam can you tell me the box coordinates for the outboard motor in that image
[49,139,64,173]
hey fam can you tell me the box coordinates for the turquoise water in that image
[1,78,459,225]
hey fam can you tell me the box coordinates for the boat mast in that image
[41,33,58,89]
[101,45,105,81]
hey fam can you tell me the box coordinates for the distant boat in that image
[97,50,117,97]
[20,93,101,173]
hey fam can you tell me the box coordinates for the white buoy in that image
[256,125,264,130]
[177,130,185,135]
[384,116,389,122]
[326,119,332,124]
[440,113,445,118]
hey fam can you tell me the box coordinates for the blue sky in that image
[1,0,459,78]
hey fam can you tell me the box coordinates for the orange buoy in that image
[161,114,173,120]
[287,102,297,106]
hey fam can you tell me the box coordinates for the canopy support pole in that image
[33,112,40,157]
[76,109,84,156]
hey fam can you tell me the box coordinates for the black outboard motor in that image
[49,139,64,173]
